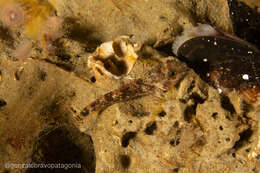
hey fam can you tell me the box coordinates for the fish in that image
[72,58,188,123]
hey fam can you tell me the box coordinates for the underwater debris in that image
[74,58,188,120]
[172,24,260,112]
[0,0,64,59]
[88,36,139,79]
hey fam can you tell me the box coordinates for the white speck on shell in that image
[203,58,208,62]
[242,74,249,80]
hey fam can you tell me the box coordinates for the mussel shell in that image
[177,36,260,90]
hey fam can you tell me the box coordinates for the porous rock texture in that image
[0,0,259,173]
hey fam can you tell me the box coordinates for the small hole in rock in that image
[128,120,133,124]
[159,15,167,20]
[232,153,236,158]
[220,95,235,114]
[225,114,232,120]
[114,120,118,125]
[226,138,230,142]
[121,132,136,147]
[219,126,223,130]
[196,138,206,146]
[169,139,175,146]
[245,148,250,152]
[233,128,253,150]
[120,154,131,169]
[184,105,196,122]
[144,121,157,135]
[0,99,7,108]
[173,121,179,128]
[158,110,166,117]
[90,76,96,83]
[173,168,179,173]
[212,112,218,119]
[176,138,180,145]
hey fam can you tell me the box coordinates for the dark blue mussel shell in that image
[176,35,260,90]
